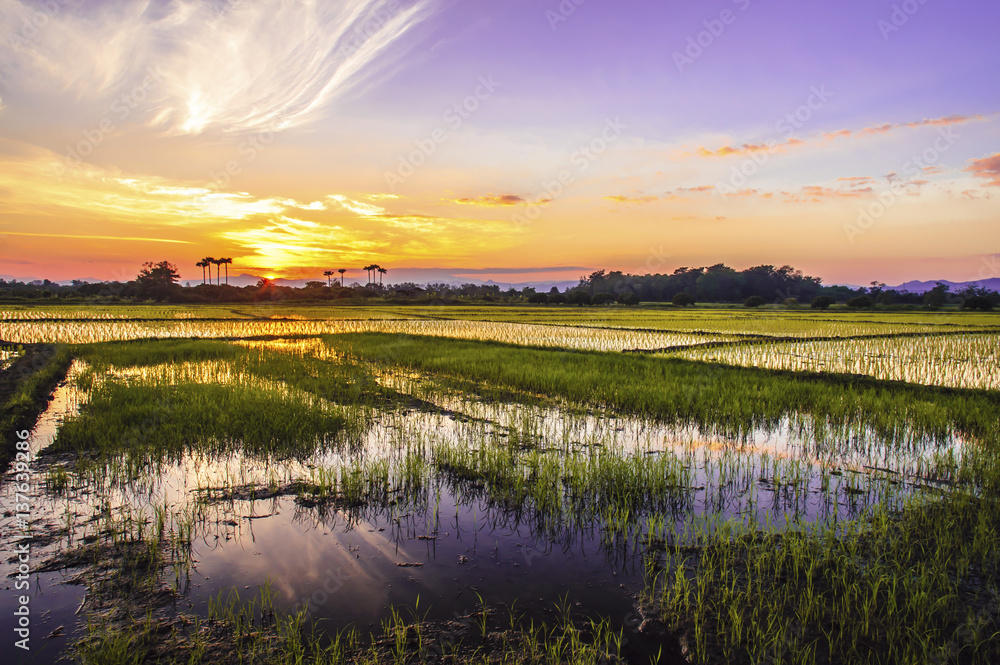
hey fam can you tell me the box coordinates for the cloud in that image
[604,194,657,204]
[695,115,989,160]
[826,115,987,140]
[328,195,385,216]
[0,0,438,135]
[694,138,803,158]
[965,153,1000,187]
[450,194,528,207]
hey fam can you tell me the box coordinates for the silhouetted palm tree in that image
[221,258,232,285]
[363,264,373,286]
[196,260,207,285]
[338,268,346,286]
[203,257,216,285]
[323,270,334,287]
[378,267,387,287]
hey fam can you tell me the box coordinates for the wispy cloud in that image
[965,153,1000,187]
[450,194,528,207]
[694,138,802,158]
[0,0,438,135]
[854,114,985,137]
[691,115,989,160]
[604,194,657,204]
[0,231,191,244]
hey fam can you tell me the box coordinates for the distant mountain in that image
[889,278,1000,294]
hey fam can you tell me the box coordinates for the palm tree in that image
[378,267,387,288]
[338,268,346,287]
[203,257,216,285]
[212,258,223,285]
[220,258,233,285]
[363,264,373,286]
[323,270,334,287]
[196,260,207,285]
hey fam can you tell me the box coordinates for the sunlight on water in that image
[669,333,1000,390]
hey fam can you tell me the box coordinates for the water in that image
[0,338,966,663]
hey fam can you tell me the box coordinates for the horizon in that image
[1,1,998,285]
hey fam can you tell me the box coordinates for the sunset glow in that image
[1,0,998,285]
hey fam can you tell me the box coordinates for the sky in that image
[0,0,998,287]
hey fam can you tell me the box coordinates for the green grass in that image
[13,307,1000,665]
[329,333,1000,458]
[0,342,73,468]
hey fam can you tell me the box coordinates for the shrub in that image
[962,295,994,311]
[743,296,766,308]
[847,295,874,309]
[617,292,640,306]
[672,292,696,307]
[811,296,835,310]
[567,291,592,306]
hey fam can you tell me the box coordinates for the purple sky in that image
[0,0,998,285]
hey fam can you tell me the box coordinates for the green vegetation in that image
[6,305,1000,664]
[0,341,72,468]
[330,333,1000,452]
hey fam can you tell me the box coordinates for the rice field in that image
[2,304,999,665]
[667,332,1000,391]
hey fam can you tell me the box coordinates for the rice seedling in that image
[7,303,1000,665]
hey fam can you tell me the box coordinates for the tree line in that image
[0,260,995,310]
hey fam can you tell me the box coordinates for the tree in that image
[323,270,334,287]
[592,292,616,305]
[136,261,180,300]
[221,257,233,285]
[304,281,325,289]
[338,269,346,287]
[672,292,695,307]
[378,267,387,287]
[137,260,180,287]
[961,295,994,311]
[196,260,208,285]
[548,293,567,304]
[811,295,835,310]
[568,291,592,306]
[617,292,640,306]
[847,295,874,309]
[203,257,216,285]
[527,292,548,304]
[923,282,950,308]
[743,295,766,308]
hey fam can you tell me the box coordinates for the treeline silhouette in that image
[0,261,995,310]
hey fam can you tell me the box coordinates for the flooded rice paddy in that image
[2,305,999,664]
